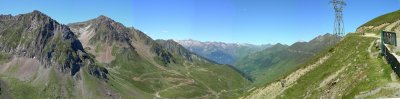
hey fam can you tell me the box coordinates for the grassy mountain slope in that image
[361,10,400,27]
[235,33,338,85]
[357,10,400,34]
[243,9,400,98]
[242,33,400,98]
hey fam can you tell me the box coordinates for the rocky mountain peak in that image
[94,15,114,23]
[156,39,207,63]
[0,11,108,78]
[24,10,52,20]
[68,15,131,45]
[157,39,188,52]
[31,10,45,15]
[13,10,60,31]
[92,15,123,27]
[309,33,339,43]
[274,43,287,47]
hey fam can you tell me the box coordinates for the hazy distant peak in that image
[310,33,339,43]
[177,39,270,47]
[92,15,118,25]
[274,43,287,46]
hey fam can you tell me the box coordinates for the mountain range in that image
[2,9,397,99]
[175,33,339,86]
[0,10,250,99]
[176,39,271,65]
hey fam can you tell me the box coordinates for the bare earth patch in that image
[95,46,115,63]
[0,57,40,81]
[16,57,40,81]
[76,24,95,47]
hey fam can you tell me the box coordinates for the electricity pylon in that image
[331,0,346,38]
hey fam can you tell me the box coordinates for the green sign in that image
[381,31,397,46]
[381,31,397,55]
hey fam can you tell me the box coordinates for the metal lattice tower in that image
[331,0,346,38]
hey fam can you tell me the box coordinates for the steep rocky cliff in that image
[0,10,107,78]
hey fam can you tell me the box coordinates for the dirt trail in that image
[241,54,331,99]
[154,79,195,98]
[95,46,114,63]
[0,57,40,81]
[318,63,347,88]
[385,20,400,31]
[391,72,398,82]
[367,40,375,58]
[361,33,379,38]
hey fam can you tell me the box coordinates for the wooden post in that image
[381,31,384,55]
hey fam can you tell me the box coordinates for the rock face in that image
[69,15,132,46]
[0,10,107,77]
[155,39,195,62]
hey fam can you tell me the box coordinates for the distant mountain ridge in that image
[176,39,271,65]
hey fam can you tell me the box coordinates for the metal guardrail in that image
[381,44,400,76]
[381,31,400,76]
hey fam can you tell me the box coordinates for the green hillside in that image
[105,45,250,98]
[361,10,400,27]
[243,33,400,98]
[278,34,390,98]
[235,34,338,86]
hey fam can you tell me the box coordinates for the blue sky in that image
[0,0,399,45]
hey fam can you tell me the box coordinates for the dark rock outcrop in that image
[0,10,108,79]
[155,40,193,62]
